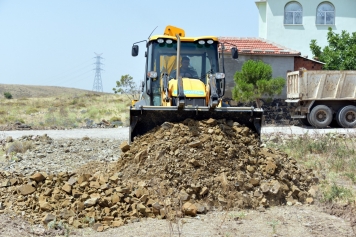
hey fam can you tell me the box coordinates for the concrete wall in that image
[220,54,294,100]
[257,2,267,38]
[256,0,356,57]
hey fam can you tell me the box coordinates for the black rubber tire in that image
[337,105,356,128]
[309,105,333,128]
[298,118,311,126]
[335,107,344,127]
[307,113,315,127]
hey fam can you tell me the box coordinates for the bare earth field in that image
[0,199,355,237]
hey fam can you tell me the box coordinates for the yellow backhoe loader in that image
[130,25,263,142]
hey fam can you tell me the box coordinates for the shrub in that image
[110,116,121,122]
[59,107,69,118]
[59,118,78,128]
[6,141,33,154]
[233,60,285,108]
[70,98,79,105]
[322,182,354,202]
[15,119,25,124]
[4,92,13,99]
[45,117,57,126]
[25,108,39,114]
[87,108,99,119]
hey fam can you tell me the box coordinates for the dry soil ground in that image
[1,202,355,237]
[1,130,356,237]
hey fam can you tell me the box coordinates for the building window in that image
[316,2,335,25]
[284,2,303,24]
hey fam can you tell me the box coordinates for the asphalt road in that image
[1,128,129,140]
[1,126,355,140]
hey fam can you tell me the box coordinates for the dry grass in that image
[0,84,96,99]
[264,132,356,203]
[0,84,131,128]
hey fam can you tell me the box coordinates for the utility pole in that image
[92,53,103,92]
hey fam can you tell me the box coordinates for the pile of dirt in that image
[0,118,318,231]
[117,118,318,209]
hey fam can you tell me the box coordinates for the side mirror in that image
[231,47,238,59]
[132,45,139,57]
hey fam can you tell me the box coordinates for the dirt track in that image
[2,125,355,141]
[1,204,355,237]
[1,127,128,140]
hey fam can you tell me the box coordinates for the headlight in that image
[166,39,173,44]
[147,71,157,78]
[198,40,205,45]
[207,39,214,44]
[157,38,164,44]
[215,73,225,79]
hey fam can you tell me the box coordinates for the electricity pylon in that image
[92,53,103,92]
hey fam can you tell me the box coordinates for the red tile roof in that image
[218,37,301,56]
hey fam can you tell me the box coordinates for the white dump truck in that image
[286,70,356,128]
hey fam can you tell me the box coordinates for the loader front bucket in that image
[129,106,263,143]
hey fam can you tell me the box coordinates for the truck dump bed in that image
[287,70,356,101]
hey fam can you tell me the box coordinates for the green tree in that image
[112,74,139,100]
[4,92,13,99]
[232,60,285,108]
[310,27,356,70]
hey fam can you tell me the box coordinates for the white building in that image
[255,0,356,57]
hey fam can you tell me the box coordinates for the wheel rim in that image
[345,111,356,123]
[315,110,327,123]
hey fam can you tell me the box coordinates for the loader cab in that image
[147,38,220,82]
[142,36,222,105]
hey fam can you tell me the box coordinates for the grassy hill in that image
[0,84,131,129]
[0,84,105,99]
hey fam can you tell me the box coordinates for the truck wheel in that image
[337,105,356,128]
[307,113,315,127]
[309,105,333,128]
[335,107,343,127]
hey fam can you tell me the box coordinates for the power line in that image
[55,69,94,87]
[47,64,93,86]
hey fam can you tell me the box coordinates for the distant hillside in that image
[0,84,109,99]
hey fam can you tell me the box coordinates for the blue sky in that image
[0,0,259,93]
